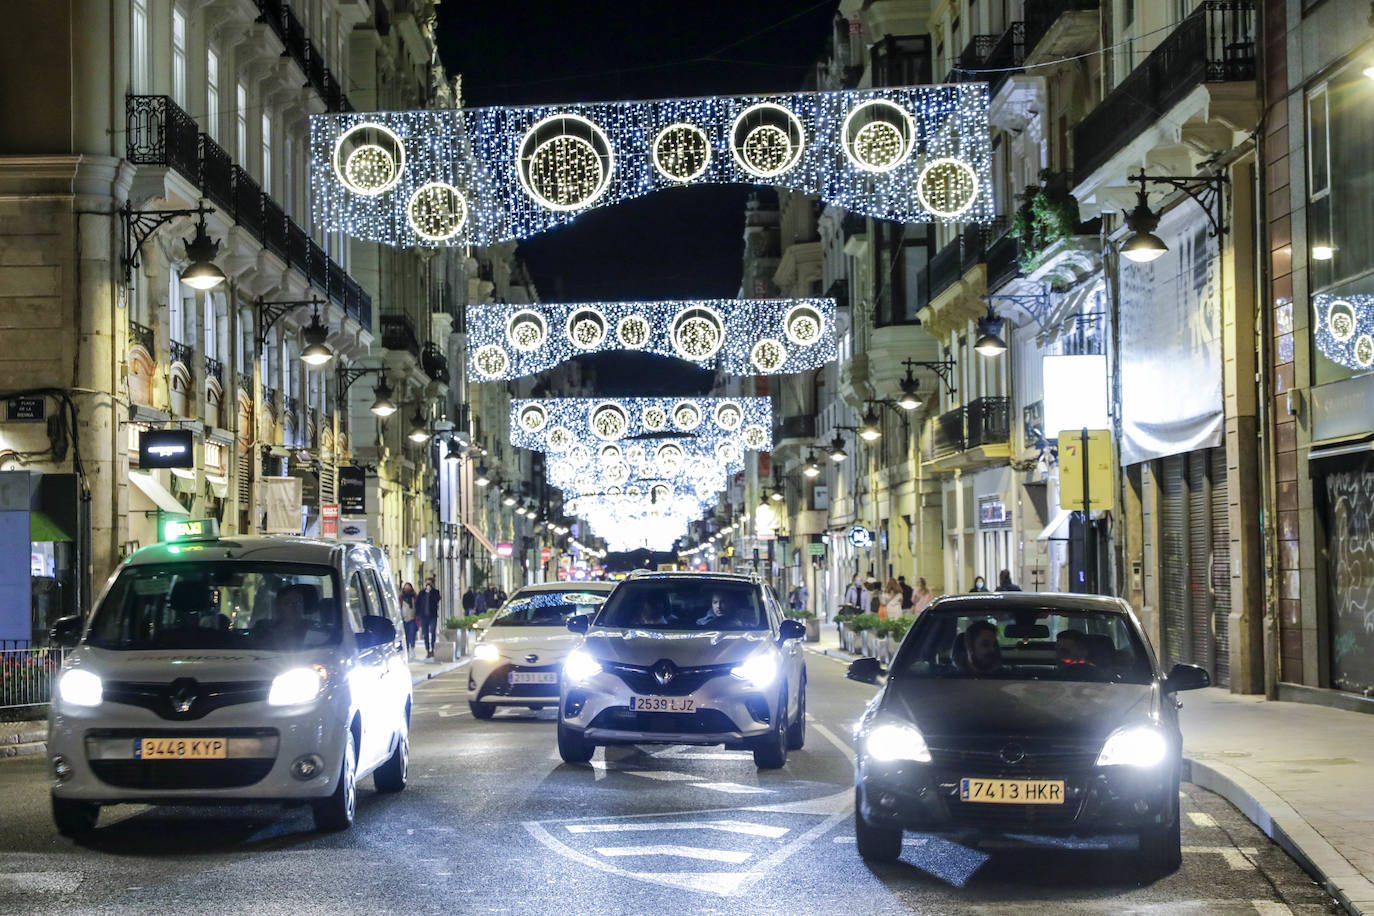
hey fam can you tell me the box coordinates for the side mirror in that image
[359,614,396,650]
[846,656,886,685]
[51,615,83,648]
[779,619,806,642]
[1164,663,1210,693]
[566,613,590,635]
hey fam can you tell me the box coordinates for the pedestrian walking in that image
[416,577,441,658]
[970,576,989,593]
[880,577,902,620]
[913,577,934,616]
[493,586,507,608]
[842,574,868,613]
[462,587,476,615]
[399,582,418,657]
[867,579,883,615]
[898,575,914,612]
[997,569,1022,592]
[473,587,488,616]
[482,585,497,611]
[787,581,809,613]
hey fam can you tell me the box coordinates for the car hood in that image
[476,626,581,659]
[69,646,332,683]
[883,678,1158,741]
[583,628,774,667]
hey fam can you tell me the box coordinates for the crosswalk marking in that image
[594,845,753,864]
[568,820,789,839]
[1188,812,1218,827]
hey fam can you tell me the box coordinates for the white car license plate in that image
[629,696,695,713]
[135,737,227,760]
[509,671,558,685]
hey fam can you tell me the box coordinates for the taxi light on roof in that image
[164,519,219,541]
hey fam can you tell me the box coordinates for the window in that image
[261,112,272,194]
[204,293,219,360]
[168,271,184,344]
[131,0,150,93]
[171,9,187,107]
[1308,84,1329,200]
[236,82,248,165]
[206,47,220,141]
[283,136,294,215]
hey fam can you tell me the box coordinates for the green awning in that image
[31,511,72,543]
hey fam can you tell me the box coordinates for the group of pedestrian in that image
[460,584,506,616]
[398,577,442,659]
[841,573,933,619]
[969,569,1022,593]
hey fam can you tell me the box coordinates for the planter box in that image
[804,617,820,642]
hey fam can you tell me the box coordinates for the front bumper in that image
[855,754,1178,837]
[559,668,775,746]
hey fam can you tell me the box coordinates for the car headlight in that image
[268,666,328,706]
[865,722,932,763]
[1096,725,1168,767]
[730,651,779,688]
[58,669,102,708]
[562,649,602,684]
[473,643,500,663]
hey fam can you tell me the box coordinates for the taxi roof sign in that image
[164,518,219,541]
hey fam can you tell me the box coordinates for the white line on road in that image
[1251,901,1294,915]
[808,719,856,764]
[1188,812,1218,827]
[0,873,81,894]
[567,820,789,839]
[1183,846,1259,869]
[624,770,699,782]
[594,845,754,864]
[690,782,774,795]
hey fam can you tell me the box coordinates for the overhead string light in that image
[1311,293,1374,371]
[467,298,835,381]
[510,397,772,455]
[310,84,993,248]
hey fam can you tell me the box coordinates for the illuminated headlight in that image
[473,643,500,663]
[865,722,932,763]
[562,649,602,684]
[58,669,102,708]
[268,666,328,706]
[1096,725,1168,767]
[730,652,779,688]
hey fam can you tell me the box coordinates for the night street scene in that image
[1,0,1373,913]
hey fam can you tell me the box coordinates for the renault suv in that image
[556,572,807,769]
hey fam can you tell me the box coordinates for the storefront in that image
[0,471,80,646]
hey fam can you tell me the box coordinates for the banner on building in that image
[262,476,303,533]
[321,504,339,538]
[338,465,366,514]
[339,518,368,541]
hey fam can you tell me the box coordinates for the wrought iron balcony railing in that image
[381,313,421,359]
[1024,0,1099,59]
[776,415,817,442]
[421,342,450,384]
[128,320,155,355]
[204,356,224,385]
[253,0,353,112]
[966,397,1012,449]
[126,95,199,188]
[262,387,278,415]
[170,340,194,368]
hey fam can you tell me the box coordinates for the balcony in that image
[126,95,200,189]
[199,134,234,212]
[776,415,817,444]
[170,340,194,369]
[1073,1,1257,180]
[421,342,450,384]
[253,0,353,112]
[381,313,421,359]
[966,397,1012,448]
[925,408,966,460]
[1025,0,1099,62]
[128,320,155,355]
[204,356,224,386]
[926,221,1004,302]
[263,387,278,416]
[981,23,1026,96]
[923,397,1012,465]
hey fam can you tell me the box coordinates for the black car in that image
[846,593,1210,877]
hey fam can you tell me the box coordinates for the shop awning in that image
[1036,507,1074,542]
[462,520,499,556]
[171,467,197,495]
[1308,433,1374,462]
[129,471,189,515]
[30,511,72,543]
[206,474,229,499]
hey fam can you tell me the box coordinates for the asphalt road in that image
[0,648,1341,915]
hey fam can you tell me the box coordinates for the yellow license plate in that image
[135,737,227,760]
[960,777,1065,805]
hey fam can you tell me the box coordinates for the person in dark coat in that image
[462,588,476,615]
[416,577,442,658]
[996,569,1022,592]
[898,575,914,611]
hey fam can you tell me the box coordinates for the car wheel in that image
[854,787,902,862]
[51,795,99,837]
[468,701,495,719]
[313,730,357,832]
[557,721,595,764]
[373,728,408,793]
[752,686,789,769]
[785,673,807,750]
[1137,785,1182,879]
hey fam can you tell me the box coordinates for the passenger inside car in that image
[637,595,671,627]
[962,620,1003,675]
[1055,628,1087,663]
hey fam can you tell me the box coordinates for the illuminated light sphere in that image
[590,403,629,440]
[517,113,615,211]
[517,403,548,433]
[333,122,405,196]
[784,303,825,346]
[917,157,981,219]
[604,462,629,484]
[506,309,549,352]
[742,424,767,449]
[474,344,510,379]
[1328,300,1356,342]
[626,445,647,465]
[750,337,788,372]
[730,103,805,178]
[716,443,739,464]
[655,443,685,474]
[642,405,668,431]
[626,485,642,498]
[616,314,651,349]
[598,444,622,464]
[651,484,670,504]
[546,425,573,451]
[566,306,608,350]
[714,402,743,431]
[672,401,702,431]
[550,459,575,482]
[567,444,591,464]
[407,182,467,240]
[841,99,915,173]
[1356,334,1374,368]
[669,305,726,361]
[651,123,711,182]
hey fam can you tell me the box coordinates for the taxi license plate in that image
[135,737,227,760]
[629,696,695,713]
[509,672,558,685]
[960,777,1065,805]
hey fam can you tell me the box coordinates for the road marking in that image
[1251,902,1294,915]
[0,872,81,894]
[567,820,789,839]
[625,770,698,782]
[808,720,855,764]
[594,845,754,864]
[1188,812,1218,827]
[1183,845,1259,869]
[690,782,773,795]
[649,748,754,762]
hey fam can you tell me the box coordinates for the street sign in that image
[847,525,873,549]
[807,542,826,556]
[540,546,552,561]
[1059,428,1114,512]
[321,504,339,538]
[6,397,45,422]
[139,429,195,468]
[338,465,366,514]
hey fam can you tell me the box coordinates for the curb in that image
[1184,755,1372,916]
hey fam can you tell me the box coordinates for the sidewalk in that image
[1180,689,1374,915]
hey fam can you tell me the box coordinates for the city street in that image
[0,651,1336,915]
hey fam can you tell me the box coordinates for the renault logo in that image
[999,743,1026,765]
[652,660,676,686]
[171,684,198,715]
[525,653,539,664]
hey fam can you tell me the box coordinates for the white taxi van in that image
[47,521,412,835]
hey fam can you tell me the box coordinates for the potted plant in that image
[785,609,819,643]
[1010,168,1081,276]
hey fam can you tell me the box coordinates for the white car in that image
[46,522,412,835]
[467,581,617,719]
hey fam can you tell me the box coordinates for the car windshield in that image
[490,590,609,626]
[595,580,767,631]
[87,562,341,652]
[892,604,1153,684]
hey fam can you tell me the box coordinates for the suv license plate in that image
[959,777,1065,804]
[509,672,558,685]
[629,696,695,713]
[135,737,227,760]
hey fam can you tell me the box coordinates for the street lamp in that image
[121,202,225,289]
[178,213,228,290]
[502,490,517,508]
[445,436,463,460]
[300,306,334,366]
[369,374,396,417]
[860,405,882,441]
[474,463,491,487]
[1120,171,1228,264]
[974,307,1008,357]
[803,451,822,478]
[407,407,430,443]
[897,366,923,410]
[1121,186,1167,263]
[827,434,848,463]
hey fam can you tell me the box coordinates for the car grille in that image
[104,679,270,721]
[603,661,734,697]
[942,792,1087,827]
[925,736,1103,775]
[588,707,738,734]
[478,664,560,698]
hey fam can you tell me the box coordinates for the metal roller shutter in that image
[1187,454,1213,672]
[1210,447,1231,686]
[1159,456,1188,668]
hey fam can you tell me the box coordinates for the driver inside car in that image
[696,592,734,627]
